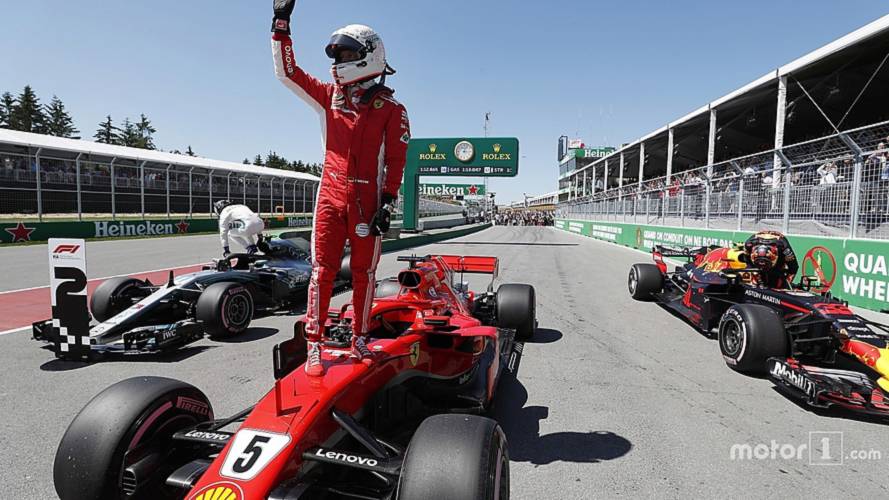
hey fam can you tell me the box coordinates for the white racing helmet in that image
[325,24,393,86]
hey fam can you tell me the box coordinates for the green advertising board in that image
[574,147,616,159]
[400,183,485,197]
[0,216,312,244]
[402,137,519,231]
[555,218,889,313]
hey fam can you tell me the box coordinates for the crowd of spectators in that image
[495,210,554,226]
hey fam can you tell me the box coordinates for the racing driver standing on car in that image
[744,230,799,288]
[271,0,410,376]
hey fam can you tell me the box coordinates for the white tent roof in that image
[0,129,319,181]
[578,13,889,171]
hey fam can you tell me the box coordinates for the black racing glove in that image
[272,0,296,34]
[370,193,396,236]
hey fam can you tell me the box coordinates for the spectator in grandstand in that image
[668,177,681,197]
[817,162,838,184]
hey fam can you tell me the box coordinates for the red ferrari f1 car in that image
[53,254,535,500]
[629,244,889,419]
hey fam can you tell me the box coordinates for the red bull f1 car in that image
[53,254,535,499]
[629,244,889,419]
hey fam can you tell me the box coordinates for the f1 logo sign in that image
[53,244,81,254]
[47,238,90,361]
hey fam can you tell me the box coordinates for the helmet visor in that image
[326,34,365,61]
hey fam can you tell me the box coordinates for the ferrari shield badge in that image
[409,342,420,366]
[355,223,370,238]
[373,98,384,109]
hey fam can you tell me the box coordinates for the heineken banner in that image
[1,216,312,244]
[401,183,485,197]
[555,218,889,313]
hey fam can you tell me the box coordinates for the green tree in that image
[185,145,196,157]
[134,113,156,149]
[118,117,141,147]
[10,85,46,133]
[0,92,14,128]
[243,158,250,164]
[43,95,80,138]
[265,151,291,170]
[94,115,119,144]
[253,154,264,166]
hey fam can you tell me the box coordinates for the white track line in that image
[0,326,31,336]
[0,262,207,296]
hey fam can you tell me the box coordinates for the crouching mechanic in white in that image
[214,200,264,256]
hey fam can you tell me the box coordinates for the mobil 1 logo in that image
[47,238,90,360]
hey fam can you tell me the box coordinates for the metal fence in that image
[558,120,889,240]
[0,148,467,222]
[0,150,318,220]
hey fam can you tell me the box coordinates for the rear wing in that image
[435,255,499,278]
[652,244,708,259]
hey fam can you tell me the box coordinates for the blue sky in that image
[2,1,887,203]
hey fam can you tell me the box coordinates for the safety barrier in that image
[556,218,889,313]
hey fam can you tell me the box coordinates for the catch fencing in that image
[0,150,465,221]
[0,152,318,220]
[558,120,889,240]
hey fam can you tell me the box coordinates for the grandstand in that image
[558,14,889,240]
[0,129,319,220]
[507,191,558,210]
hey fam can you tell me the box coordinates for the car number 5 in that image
[220,429,291,480]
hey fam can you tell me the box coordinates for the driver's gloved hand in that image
[223,246,231,257]
[272,0,296,34]
[246,244,258,255]
[370,193,396,236]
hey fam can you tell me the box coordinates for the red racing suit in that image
[272,32,410,340]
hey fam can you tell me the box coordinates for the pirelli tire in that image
[90,277,147,322]
[339,253,352,283]
[196,282,254,339]
[718,304,788,374]
[397,414,509,500]
[628,264,663,301]
[496,283,536,340]
[54,376,213,500]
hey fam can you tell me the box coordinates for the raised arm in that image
[271,0,332,113]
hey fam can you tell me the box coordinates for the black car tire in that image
[196,282,254,339]
[90,277,147,322]
[718,304,788,374]
[54,377,213,500]
[397,414,509,500]
[497,283,536,340]
[375,277,401,298]
[339,253,352,283]
[628,263,663,301]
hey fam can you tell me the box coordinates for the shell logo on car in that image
[190,482,242,500]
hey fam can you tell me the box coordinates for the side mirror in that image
[800,275,821,292]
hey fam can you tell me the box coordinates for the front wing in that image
[33,319,204,360]
[767,358,889,417]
